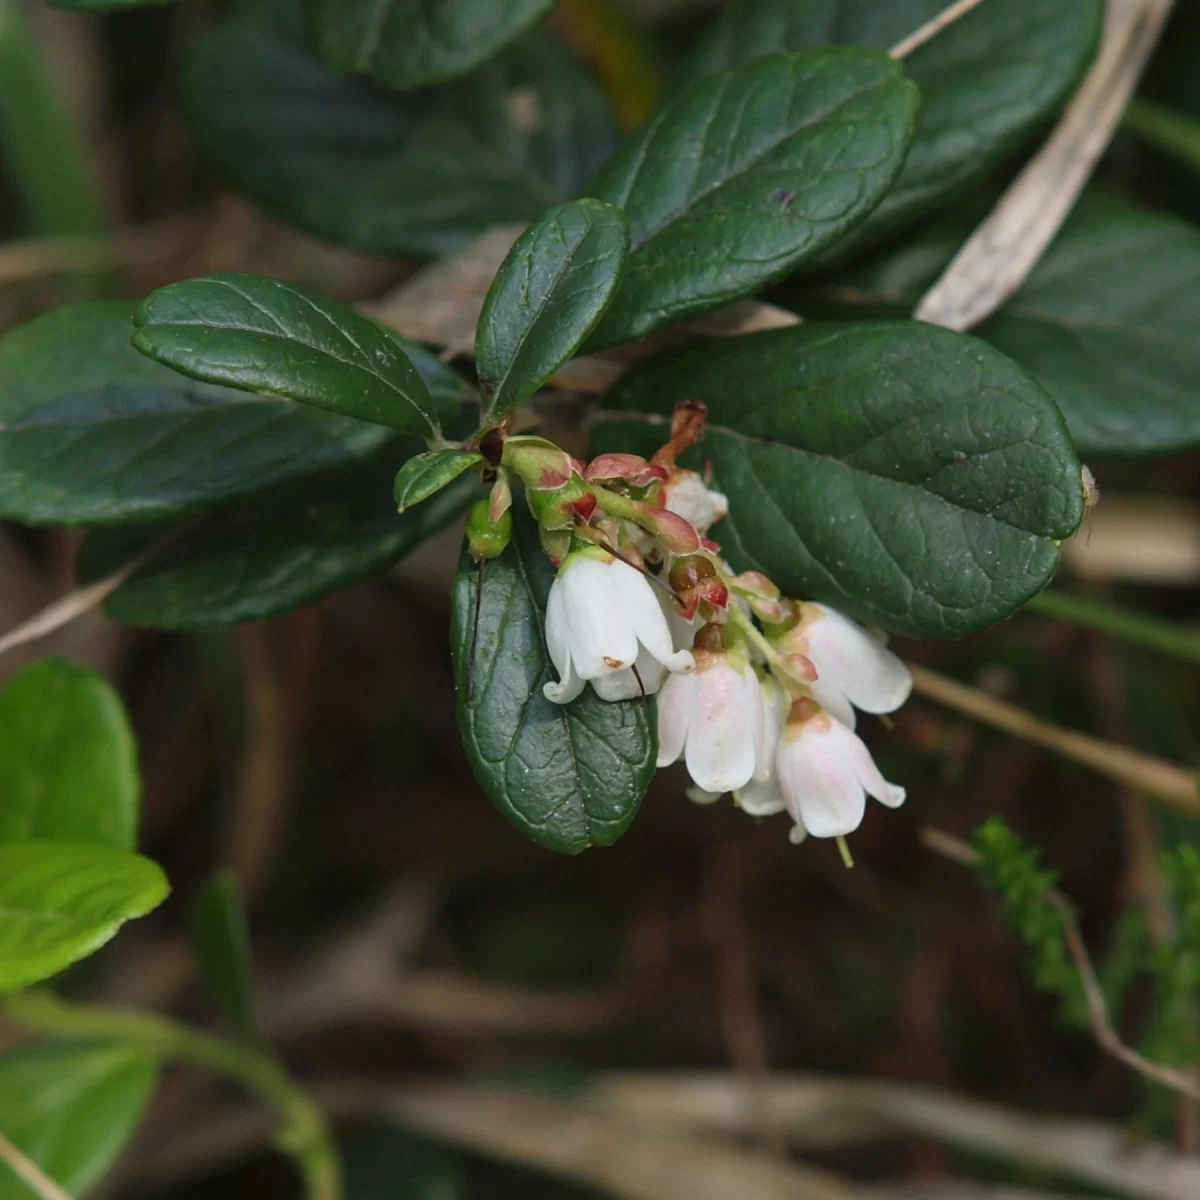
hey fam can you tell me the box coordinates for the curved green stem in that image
[3,990,340,1200]
[1027,590,1200,668]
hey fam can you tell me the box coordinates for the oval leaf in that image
[0,1041,157,1200]
[598,323,1084,639]
[476,199,629,421]
[0,660,138,850]
[133,274,446,437]
[449,499,656,854]
[814,190,1200,457]
[306,0,554,89]
[395,448,485,513]
[672,0,1103,249]
[583,48,917,347]
[182,18,616,257]
[79,448,479,629]
[0,842,169,992]
[0,301,402,526]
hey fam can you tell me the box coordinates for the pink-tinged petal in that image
[683,662,759,793]
[644,508,702,554]
[807,677,857,730]
[656,671,691,767]
[584,453,668,487]
[775,718,866,838]
[807,604,912,715]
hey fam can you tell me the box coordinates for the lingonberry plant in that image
[3,0,1200,1197]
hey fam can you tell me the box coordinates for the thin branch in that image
[908,664,1200,817]
[921,828,1200,1104]
[915,0,1176,329]
[0,535,174,662]
[0,1129,74,1200]
[889,0,991,59]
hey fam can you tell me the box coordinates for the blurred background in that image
[1,0,1200,1197]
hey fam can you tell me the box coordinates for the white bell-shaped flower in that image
[736,675,788,818]
[544,548,694,705]
[662,469,728,535]
[775,701,906,838]
[657,640,765,795]
[775,603,911,729]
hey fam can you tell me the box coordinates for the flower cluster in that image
[468,401,911,850]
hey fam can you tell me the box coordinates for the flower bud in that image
[465,497,512,560]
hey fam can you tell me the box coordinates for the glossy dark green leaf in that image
[817,191,1200,457]
[183,15,616,258]
[0,842,169,992]
[584,49,918,347]
[79,448,478,629]
[0,301,403,526]
[133,274,446,436]
[598,323,1084,639]
[673,0,1103,248]
[477,200,629,420]
[449,499,656,854]
[0,1041,157,1200]
[306,0,553,89]
[190,871,259,1042]
[394,449,484,513]
[0,660,138,851]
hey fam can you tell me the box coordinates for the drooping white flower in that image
[775,701,906,838]
[657,642,765,795]
[543,548,694,704]
[736,675,787,818]
[662,469,728,534]
[773,603,911,729]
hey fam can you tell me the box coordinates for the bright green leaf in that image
[584,49,918,347]
[0,660,138,851]
[305,0,554,89]
[477,199,629,421]
[182,15,616,257]
[449,498,656,854]
[190,871,259,1042]
[818,191,1200,457]
[597,323,1084,639]
[672,0,1103,249]
[133,274,447,436]
[394,449,485,513]
[0,1041,157,1200]
[79,447,479,629]
[0,301,402,526]
[0,842,169,992]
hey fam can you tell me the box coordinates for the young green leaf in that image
[305,0,554,89]
[0,1041,157,1200]
[672,0,1103,250]
[183,17,616,257]
[597,323,1084,639]
[584,49,918,347]
[0,842,169,992]
[395,449,485,513]
[0,660,138,850]
[133,274,448,437]
[476,200,629,422]
[449,500,657,854]
[816,190,1200,457]
[191,871,259,1043]
[0,301,401,526]
[79,447,479,629]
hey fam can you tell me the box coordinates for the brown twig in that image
[0,1129,74,1200]
[921,828,1200,1104]
[889,0,992,59]
[908,664,1200,817]
[915,0,1176,329]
